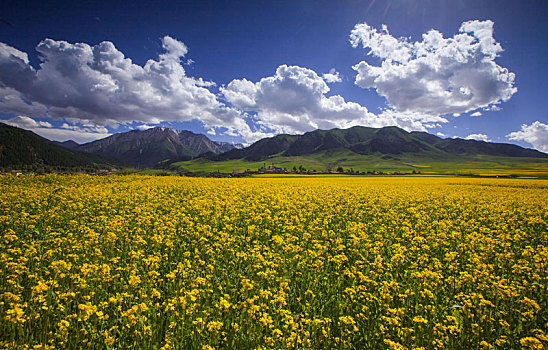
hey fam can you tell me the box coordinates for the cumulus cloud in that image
[2,116,111,143]
[3,115,52,128]
[465,133,491,142]
[0,37,249,137]
[322,69,342,83]
[471,111,482,117]
[377,109,447,131]
[0,22,518,144]
[507,121,548,153]
[221,64,439,136]
[350,20,516,118]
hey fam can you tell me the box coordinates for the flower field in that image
[0,175,546,349]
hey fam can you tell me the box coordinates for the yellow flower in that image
[520,337,543,350]
[6,305,25,323]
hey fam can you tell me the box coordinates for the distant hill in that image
[4,122,546,174]
[222,134,299,161]
[409,131,546,157]
[218,126,547,161]
[0,123,117,171]
[77,127,241,167]
[53,140,80,150]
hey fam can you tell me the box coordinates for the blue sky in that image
[1,0,547,151]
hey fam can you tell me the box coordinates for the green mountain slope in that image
[170,126,548,176]
[218,126,547,160]
[0,123,117,171]
[409,131,545,157]
[222,134,299,161]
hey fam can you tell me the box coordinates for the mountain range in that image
[1,122,546,173]
[70,127,242,167]
[218,126,547,161]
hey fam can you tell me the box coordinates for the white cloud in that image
[350,20,516,118]
[471,111,482,117]
[0,37,246,137]
[2,116,111,143]
[465,133,491,142]
[59,122,108,134]
[43,129,111,144]
[160,35,188,59]
[507,121,548,153]
[377,109,447,131]
[221,64,439,136]
[4,115,52,128]
[0,24,517,144]
[33,127,111,144]
[322,69,342,83]
[436,132,447,138]
[135,123,155,130]
[424,123,442,129]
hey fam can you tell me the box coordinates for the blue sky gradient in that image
[0,0,547,151]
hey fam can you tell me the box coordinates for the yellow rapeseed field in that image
[0,175,546,349]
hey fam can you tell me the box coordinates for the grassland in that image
[170,150,548,178]
[0,175,546,349]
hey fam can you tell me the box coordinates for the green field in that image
[169,150,548,178]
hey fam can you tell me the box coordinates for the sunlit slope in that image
[166,126,548,176]
[170,149,548,177]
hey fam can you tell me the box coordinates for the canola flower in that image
[0,175,546,349]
